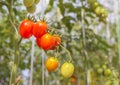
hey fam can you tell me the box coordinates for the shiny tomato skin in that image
[33,21,48,38]
[61,62,74,78]
[19,19,33,38]
[46,57,59,72]
[36,34,54,50]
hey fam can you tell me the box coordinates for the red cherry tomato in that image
[36,33,54,50]
[33,21,48,38]
[19,19,34,38]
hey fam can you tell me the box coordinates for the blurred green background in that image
[0,0,120,85]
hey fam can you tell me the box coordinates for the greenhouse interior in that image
[0,0,120,85]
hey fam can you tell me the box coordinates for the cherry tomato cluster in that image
[23,0,40,13]
[45,57,74,78]
[87,0,108,22]
[19,19,61,50]
[19,18,74,78]
[94,64,112,77]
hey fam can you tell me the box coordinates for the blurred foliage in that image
[0,0,120,85]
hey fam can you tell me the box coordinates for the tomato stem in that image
[59,44,72,62]
[48,27,62,35]
[9,18,19,38]
[55,46,59,58]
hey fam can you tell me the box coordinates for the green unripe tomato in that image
[93,64,100,69]
[35,0,40,4]
[23,0,35,7]
[27,4,36,13]
[104,11,108,17]
[101,10,108,18]
[91,2,99,9]
[97,68,103,74]
[87,0,97,4]
[94,6,101,15]
[99,7,105,14]
[102,64,107,70]
[104,69,112,76]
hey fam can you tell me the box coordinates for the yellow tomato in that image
[61,62,74,78]
[46,57,59,72]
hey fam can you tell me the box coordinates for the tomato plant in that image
[1,0,119,85]
[36,33,54,50]
[33,21,48,38]
[61,62,74,78]
[45,57,59,72]
[19,19,34,38]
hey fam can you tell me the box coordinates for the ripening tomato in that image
[61,62,74,78]
[70,74,77,83]
[50,36,61,50]
[19,19,34,38]
[53,36,61,46]
[33,21,48,38]
[46,57,59,72]
[36,33,54,50]
[70,75,76,84]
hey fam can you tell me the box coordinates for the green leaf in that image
[58,0,65,15]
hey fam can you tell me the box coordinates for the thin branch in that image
[81,7,89,85]
[60,44,72,62]
[12,75,22,85]
[9,19,19,37]
[42,50,45,85]
[18,37,22,48]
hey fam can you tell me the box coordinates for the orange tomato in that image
[50,35,61,50]
[53,36,61,46]
[36,33,54,50]
[45,57,59,72]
